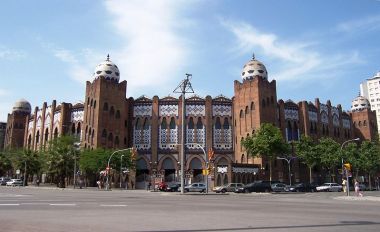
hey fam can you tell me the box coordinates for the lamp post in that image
[73,142,80,189]
[277,156,294,186]
[23,160,27,187]
[341,138,360,196]
[174,73,194,194]
[105,148,132,190]
[120,154,125,189]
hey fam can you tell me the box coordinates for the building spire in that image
[106,54,110,61]
[252,52,255,60]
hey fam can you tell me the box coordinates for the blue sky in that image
[1,0,380,121]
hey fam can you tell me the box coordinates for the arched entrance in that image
[216,157,229,186]
[189,157,203,183]
[162,158,175,183]
[135,159,149,189]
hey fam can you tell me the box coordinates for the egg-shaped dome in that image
[241,53,268,81]
[12,99,31,114]
[93,54,120,82]
[351,96,371,112]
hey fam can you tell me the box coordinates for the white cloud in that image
[221,20,363,81]
[0,89,9,96]
[103,0,194,95]
[337,15,380,32]
[0,46,26,60]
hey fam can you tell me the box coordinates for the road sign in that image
[202,169,209,175]
[16,169,20,175]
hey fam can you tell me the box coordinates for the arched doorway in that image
[135,159,149,189]
[162,158,175,183]
[189,157,203,183]
[216,157,229,186]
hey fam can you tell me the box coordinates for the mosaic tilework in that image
[212,105,232,117]
[285,109,299,121]
[333,115,340,127]
[134,105,152,117]
[213,128,232,149]
[308,111,318,122]
[320,104,328,114]
[71,109,84,123]
[159,104,178,117]
[321,112,329,124]
[186,105,205,116]
[134,128,151,150]
[54,111,61,128]
[28,120,34,130]
[343,119,351,129]
[44,114,51,127]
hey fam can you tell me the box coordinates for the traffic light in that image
[344,163,351,171]
[131,147,137,161]
[208,148,215,162]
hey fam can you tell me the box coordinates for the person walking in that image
[354,179,363,197]
[342,179,347,193]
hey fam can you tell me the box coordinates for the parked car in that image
[271,183,287,192]
[213,183,244,193]
[184,183,206,193]
[316,183,342,192]
[235,181,274,193]
[6,179,23,187]
[285,182,318,192]
[166,183,181,192]
[0,177,11,186]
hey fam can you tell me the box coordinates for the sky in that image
[1,0,380,122]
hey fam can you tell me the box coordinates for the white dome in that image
[241,54,268,81]
[351,96,371,112]
[12,99,31,113]
[93,55,120,82]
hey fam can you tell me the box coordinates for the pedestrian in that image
[342,179,347,193]
[131,181,134,189]
[147,182,151,191]
[97,180,101,189]
[354,179,363,197]
[36,179,40,187]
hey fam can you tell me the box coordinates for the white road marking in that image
[100,204,127,207]
[0,204,20,206]
[49,203,76,206]
[21,203,48,205]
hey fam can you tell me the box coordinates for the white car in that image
[6,179,23,186]
[316,183,342,192]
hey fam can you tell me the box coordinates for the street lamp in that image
[341,138,360,196]
[277,156,294,186]
[105,148,133,190]
[120,154,125,189]
[73,142,80,189]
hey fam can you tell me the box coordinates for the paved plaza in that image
[0,186,379,232]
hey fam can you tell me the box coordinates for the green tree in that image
[43,136,78,188]
[242,123,290,181]
[316,137,340,182]
[357,141,380,189]
[295,135,319,183]
[0,151,12,176]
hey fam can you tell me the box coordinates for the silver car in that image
[213,183,244,193]
[316,183,342,192]
[6,179,23,187]
[184,183,206,193]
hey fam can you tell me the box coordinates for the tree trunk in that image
[269,161,272,182]
[309,166,313,183]
[368,173,372,190]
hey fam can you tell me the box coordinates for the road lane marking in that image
[0,204,20,206]
[100,204,127,207]
[49,204,76,206]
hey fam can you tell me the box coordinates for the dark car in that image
[0,177,11,186]
[235,181,273,193]
[166,183,181,192]
[286,182,318,192]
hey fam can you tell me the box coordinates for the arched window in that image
[287,121,292,141]
[108,133,113,142]
[110,106,115,116]
[54,128,58,138]
[363,120,367,126]
[28,135,32,148]
[215,117,221,129]
[169,117,176,129]
[93,100,96,109]
[250,102,255,111]
[45,128,49,142]
[103,102,108,111]
[36,131,40,144]
[241,154,245,163]
[71,123,75,134]
[102,129,107,138]
[262,99,266,107]
[358,121,362,127]
[196,117,203,129]
[77,123,81,135]
[161,118,167,129]
[293,122,298,140]
[267,97,270,105]
[245,106,249,114]
[223,118,229,129]
[143,118,149,130]
[90,99,93,107]
[135,118,141,130]
[240,110,244,118]
[188,118,194,129]
[115,110,120,119]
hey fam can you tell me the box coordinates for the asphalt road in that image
[0,187,379,232]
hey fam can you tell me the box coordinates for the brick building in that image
[3,54,377,188]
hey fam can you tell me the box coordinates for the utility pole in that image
[174,74,194,194]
